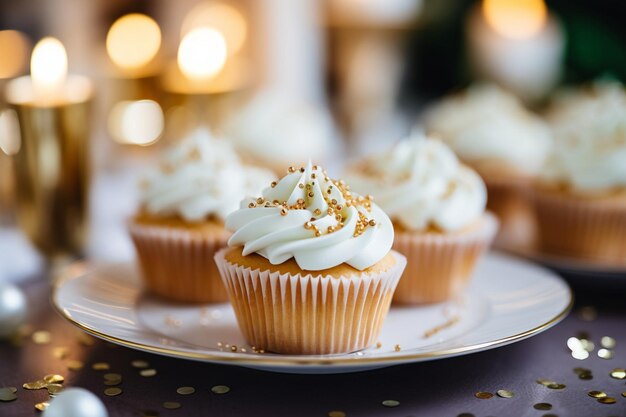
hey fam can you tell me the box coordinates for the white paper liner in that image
[214,249,407,355]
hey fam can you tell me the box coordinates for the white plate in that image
[53,253,572,374]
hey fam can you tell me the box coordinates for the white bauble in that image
[0,282,27,337]
[43,388,108,417]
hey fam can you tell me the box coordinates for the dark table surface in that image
[2,269,626,417]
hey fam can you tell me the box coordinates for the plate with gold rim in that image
[52,253,572,374]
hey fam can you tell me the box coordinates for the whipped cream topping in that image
[224,89,335,170]
[346,135,487,232]
[141,129,276,222]
[543,82,626,192]
[226,162,394,271]
[423,84,552,175]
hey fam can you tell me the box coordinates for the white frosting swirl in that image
[543,82,626,192]
[141,129,276,222]
[226,162,394,271]
[423,84,552,175]
[346,135,487,232]
[224,89,335,170]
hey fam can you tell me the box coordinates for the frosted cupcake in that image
[214,162,406,354]
[535,82,626,265]
[128,129,275,303]
[346,134,498,304]
[423,84,551,249]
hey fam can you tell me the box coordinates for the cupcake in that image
[534,81,626,265]
[223,88,336,174]
[423,84,551,249]
[214,162,406,354]
[128,129,275,303]
[345,134,498,304]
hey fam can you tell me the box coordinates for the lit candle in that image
[466,0,564,102]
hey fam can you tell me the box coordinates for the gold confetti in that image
[598,397,616,404]
[131,360,149,369]
[547,383,566,390]
[375,341,382,349]
[328,412,346,417]
[382,399,400,407]
[163,401,181,409]
[622,392,626,398]
[104,373,122,386]
[67,360,84,371]
[32,331,51,344]
[23,380,47,390]
[140,369,157,377]
[536,379,556,386]
[610,368,626,379]
[496,390,514,398]
[598,348,614,359]
[474,392,493,399]
[571,350,589,360]
[34,401,49,411]
[104,387,122,396]
[394,344,401,352]
[533,403,552,410]
[601,336,616,349]
[92,362,110,371]
[211,385,230,394]
[588,391,607,398]
[52,347,68,359]
[0,387,17,402]
[46,384,64,395]
[43,374,64,384]
[176,386,195,395]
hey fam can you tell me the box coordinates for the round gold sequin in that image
[67,360,84,371]
[546,383,566,390]
[43,374,64,384]
[394,344,401,352]
[610,368,626,379]
[211,385,230,394]
[52,347,68,359]
[131,360,149,368]
[32,331,51,344]
[140,369,157,377]
[622,392,626,398]
[176,386,195,395]
[598,397,616,404]
[104,373,122,386]
[496,390,514,398]
[0,387,17,402]
[474,392,493,399]
[46,384,64,395]
[163,401,181,409]
[34,401,49,411]
[533,403,552,410]
[598,348,614,359]
[536,379,555,386]
[104,387,122,396]
[92,362,110,371]
[328,411,346,417]
[601,336,616,349]
[381,400,399,407]
[588,391,607,398]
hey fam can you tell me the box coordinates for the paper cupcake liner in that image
[128,220,230,303]
[533,189,626,265]
[214,249,407,355]
[392,212,498,305]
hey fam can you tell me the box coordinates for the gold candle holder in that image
[5,75,93,259]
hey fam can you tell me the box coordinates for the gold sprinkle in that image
[304,221,313,229]
[331,199,337,205]
[163,401,181,409]
[248,202,256,208]
[313,165,318,170]
[394,344,401,352]
[131,360,149,368]
[610,368,626,379]
[308,192,314,198]
[256,197,264,204]
[533,403,552,410]
[496,390,514,398]
[288,166,295,173]
[315,231,321,237]
[92,362,110,371]
[52,347,68,359]
[140,369,157,377]
[299,167,305,173]
[46,384,63,395]
[588,391,607,398]
[311,173,316,179]
[622,392,626,398]
[314,209,321,216]
[34,402,49,411]
[381,400,400,407]
[43,374,64,384]
[231,345,238,352]
[376,341,382,349]
[598,397,616,404]
[368,219,376,226]
[299,183,305,189]
[598,348,614,359]
[601,336,616,349]
[211,385,230,394]
[67,360,84,371]
[280,208,288,216]
[328,411,346,417]
[176,386,195,395]
[546,383,566,390]
[474,392,493,400]
[32,331,51,344]
[271,181,277,188]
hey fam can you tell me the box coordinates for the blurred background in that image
[0,0,625,279]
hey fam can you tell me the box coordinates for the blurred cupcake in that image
[214,162,406,354]
[346,134,498,304]
[534,81,626,265]
[423,84,551,249]
[129,129,275,303]
[224,88,336,173]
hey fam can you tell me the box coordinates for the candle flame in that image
[107,14,161,71]
[31,37,67,98]
[177,27,227,80]
[483,0,547,39]
[181,2,247,56]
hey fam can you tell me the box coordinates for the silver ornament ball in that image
[0,282,27,338]
[43,388,109,417]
